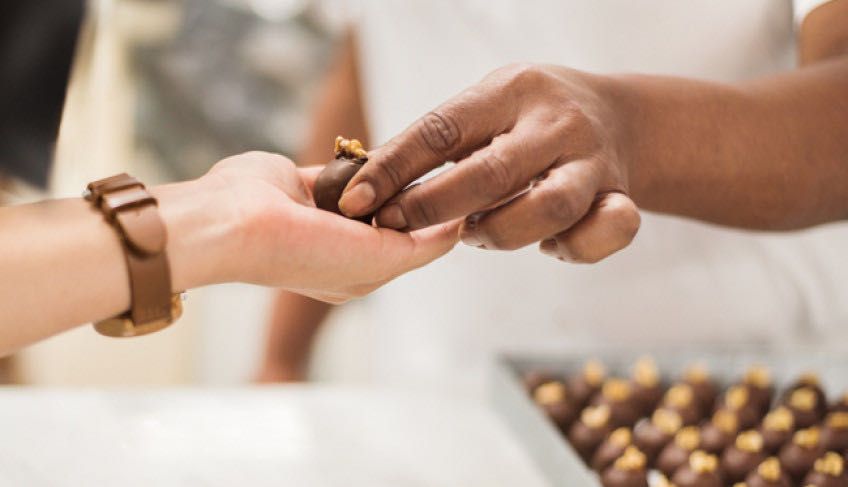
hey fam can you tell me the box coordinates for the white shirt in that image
[338,0,847,390]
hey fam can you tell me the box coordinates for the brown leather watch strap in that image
[85,173,180,335]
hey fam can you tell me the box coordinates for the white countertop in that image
[0,385,548,487]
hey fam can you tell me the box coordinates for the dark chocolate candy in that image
[721,430,767,484]
[718,385,762,430]
[742,366,775,415]
[745,457,792,487]
[657,427,701,477]
[670,450,723,487]
[803,452,848,487]
[568,359,606,407]
[681,364,718,414]
[661,384,702,426]
[593,427,633,472]
[823,413,848,452]
[759,407,795,455]
[630,357,663,415]
[568,404,613,463]
[591,378,642,428]
[600,446,650,487]
[522,370,558,394]
[783,373,828,410]
[532,381,577,432]
[633,409,682,464]
[699,409,739,455]
[778,427,826,482]
[313,137,371,223]
[784,386,826,429]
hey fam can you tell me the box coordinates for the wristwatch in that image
[84,173,183,337]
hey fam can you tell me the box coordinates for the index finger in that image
[297,165,324,193]
[338,86,514,217]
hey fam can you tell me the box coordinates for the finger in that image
[374,124,562,230]
[539,191,640,263]
[459,160,601,250]
[371,219,462,278]
[297,165,325,193]
[293,206,459,286]
[338,87,515,217]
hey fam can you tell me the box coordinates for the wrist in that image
[593,72,644,197]
[151,177,243,292]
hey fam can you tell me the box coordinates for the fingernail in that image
[460,214,483,247]
[377,204,407,229]
[540,238,558,256]
[339,182,376,216]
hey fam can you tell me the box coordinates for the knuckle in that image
[371,149,407,189]
[539,187,583,225]
[473,150,515,198]
[402,194,440,228]
[497,63,548,89]
[417,110,461,157]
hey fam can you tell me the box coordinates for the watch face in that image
[0,0,85,188]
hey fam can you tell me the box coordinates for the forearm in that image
[262,291,332,378]
[259,31,368,380]
[0,177,237,353]
[300,30,370,166]
[611,56,848,229]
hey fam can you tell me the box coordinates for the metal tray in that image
[488,346,848,487]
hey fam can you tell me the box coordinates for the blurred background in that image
[3,0,847,390]
[3,0,369,386]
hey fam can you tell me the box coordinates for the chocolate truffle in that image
[533,381,578,432]
[657,427,702,477]
[568,359,607,407]
[661,384,702,426]
[649,472,674,487]
[822,412,848,452]
[830,392,848,414]
[682,364,718,414]
[759,407,795,454]
[568,404,613,463]
[671,450,723,487]
[700,409,740,454]
[631,357,664,415]
[522,370,558,394]
[592,378,642,428]
[313,136,372,223]
[593,427,634,472]
[721,430,768,484]
[804,451,848,487]
[745,457,792,487]
[718,385,762,430]
[742,366,775,415]
[784,386,825,429]
[634,408,683,464]
[601,446,650,487]
[784,372,828,413]
[778,426,826,482]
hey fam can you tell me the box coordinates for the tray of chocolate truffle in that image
[490,349,848,487]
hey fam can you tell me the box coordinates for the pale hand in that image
[196,151,460,303]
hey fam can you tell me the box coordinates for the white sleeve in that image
[793,0,836,24]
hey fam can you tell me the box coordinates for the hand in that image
[337,64,640,263]
[195,151,459,303]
